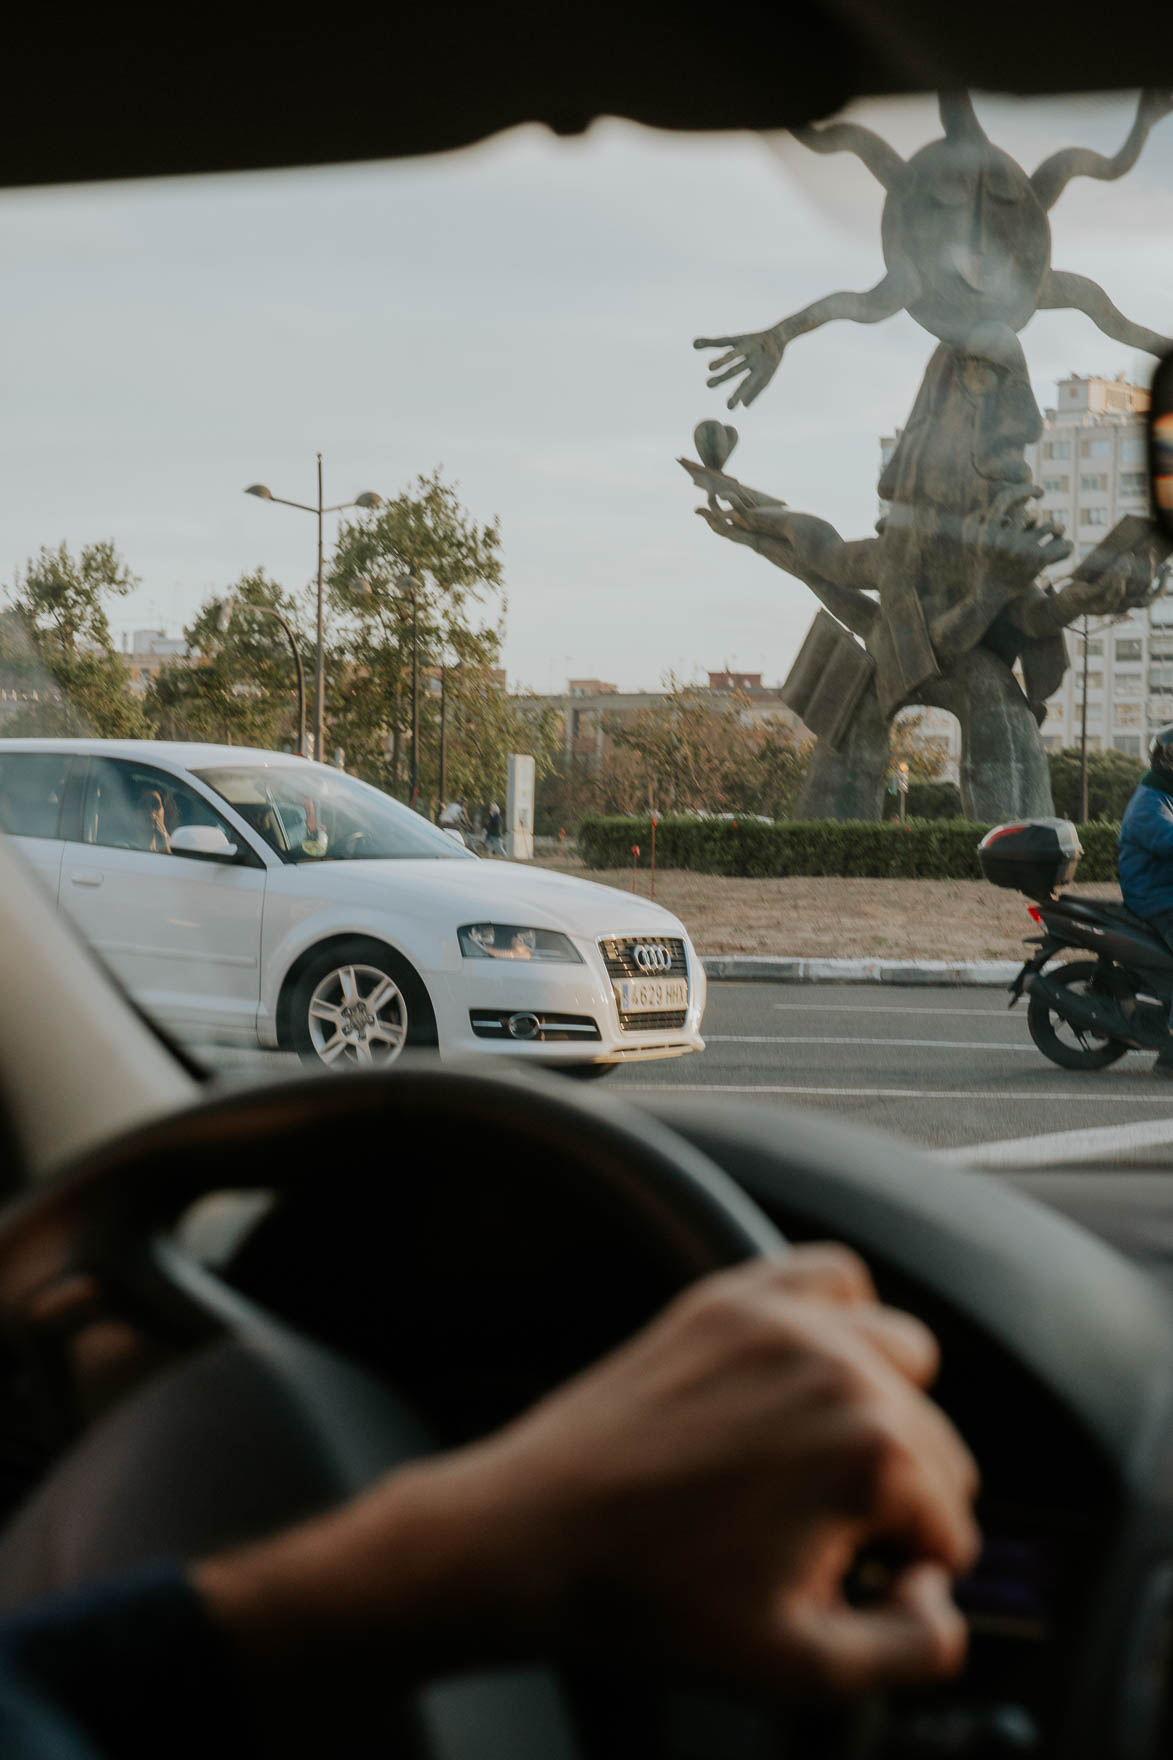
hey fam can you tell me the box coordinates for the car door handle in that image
[69,870,103,888]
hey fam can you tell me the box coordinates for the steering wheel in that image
[0,1065,800,1758]
[2,1064,1170,1759]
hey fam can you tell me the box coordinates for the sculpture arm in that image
[788,121,906,191]
[1039,269,1171,356]
[694,262,922,410]
[692,502,879,638]
[1031,89,1173,210]
[1003,584,1071,641]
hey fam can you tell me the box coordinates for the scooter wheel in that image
[1027,959,1130,1070]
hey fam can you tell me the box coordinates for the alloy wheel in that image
[306,962,408,1067]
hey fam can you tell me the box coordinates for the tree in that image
[325,471,518,804]
[603,681,812,818]
[145,571,307,750]
[889,710,948,782]
[0,542,150,737]
[1048,746,1142,821]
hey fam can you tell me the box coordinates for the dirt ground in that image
[533,854,1121,959]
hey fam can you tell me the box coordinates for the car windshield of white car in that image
[194,766,471,863]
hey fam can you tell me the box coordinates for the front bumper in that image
[429,932,707,1065]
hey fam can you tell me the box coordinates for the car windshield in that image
[3,90,1173,1172]
[193,765,472,863]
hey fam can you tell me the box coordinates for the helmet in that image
[1151,726,1173,778]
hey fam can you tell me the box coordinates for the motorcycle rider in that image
[1118,723,1173,1075]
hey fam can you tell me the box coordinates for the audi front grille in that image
[598,937,688,980]
[615,1006,689,1032]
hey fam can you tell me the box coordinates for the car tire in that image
[290,939,437,1070]
[1026,958,1129,1071]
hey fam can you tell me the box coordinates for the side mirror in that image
[1149,351,1173,537]
[170,824,239,861]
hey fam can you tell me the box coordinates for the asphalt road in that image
[197,980,1173,1161]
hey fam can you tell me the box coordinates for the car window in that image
[193,764,472,863]
[82,758,232,856]
[0,753,69,839]
[4,93,1173,1154]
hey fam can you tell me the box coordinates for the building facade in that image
[528,673,809,770]
[1030,374,1158,759]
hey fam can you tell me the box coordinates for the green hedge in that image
[577,815,1122,882]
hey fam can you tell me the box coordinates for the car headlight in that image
[458,923,583,963]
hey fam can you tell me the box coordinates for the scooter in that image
[979,819,1173,1070]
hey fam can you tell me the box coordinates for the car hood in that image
[287,857,690,939]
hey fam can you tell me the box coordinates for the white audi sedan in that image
[0,740,706,1074]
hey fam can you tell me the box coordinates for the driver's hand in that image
[196,1246,978,1726]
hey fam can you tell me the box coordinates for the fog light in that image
[507,1012,541,1040]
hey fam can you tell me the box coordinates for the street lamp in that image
[217,597,308,757]
[244,457,382,759]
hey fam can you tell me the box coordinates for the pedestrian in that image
[485,800,504,856]
[439,798,473,846]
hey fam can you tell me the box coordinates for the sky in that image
[1,91,1172,695]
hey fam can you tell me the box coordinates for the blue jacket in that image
[1118,778,1173,921]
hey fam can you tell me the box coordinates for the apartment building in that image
[1031,373,1156,759]
[121,628,189,696]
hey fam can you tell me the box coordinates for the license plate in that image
[616,977,689,1014]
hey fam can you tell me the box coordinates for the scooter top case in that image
[978,820,1082,900]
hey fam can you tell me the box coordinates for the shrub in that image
[576,815,1122,883]
[1048,747,1142,823]
[882,780,963,821]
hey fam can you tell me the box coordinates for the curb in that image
[700,956,1021,986]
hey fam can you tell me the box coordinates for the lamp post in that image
[1073,603,1137,822]
[217,597,307,756]
[244,459,381,760]
[1078,615,1090,825]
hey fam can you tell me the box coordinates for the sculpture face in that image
[881,140,1051,342]
[879,332,1041,518]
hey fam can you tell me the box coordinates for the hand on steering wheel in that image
[196,1244,978,1721]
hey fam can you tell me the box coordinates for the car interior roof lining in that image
[0,7,1170,191]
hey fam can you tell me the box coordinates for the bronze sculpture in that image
[684,93,1173,818]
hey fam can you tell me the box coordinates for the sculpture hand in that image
[696,503,771,553]
[1056,564,1133,623]
[694,329,784,409]
[964,483,1072,591]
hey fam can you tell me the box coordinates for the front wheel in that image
[1026,959,1129,1071]
[291,941,437,1070]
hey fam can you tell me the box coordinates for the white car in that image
[0,739,706,1073]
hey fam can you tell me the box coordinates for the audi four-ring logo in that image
[633,943,672,973]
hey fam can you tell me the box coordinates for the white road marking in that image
[771,1003,1013,1016]
[942,1116,1173,1167]
[620,1083,1173,1102]
[708,1036,1031,1051]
